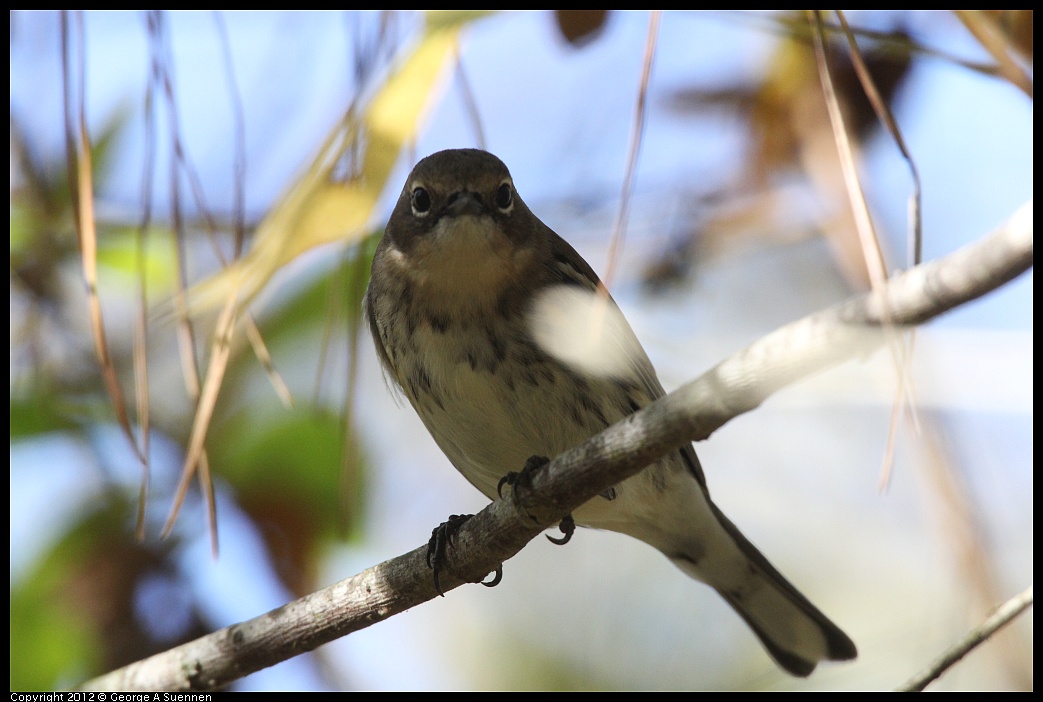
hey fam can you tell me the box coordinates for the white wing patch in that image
[528,285,652,388]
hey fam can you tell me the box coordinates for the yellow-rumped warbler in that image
[365,148,856,676]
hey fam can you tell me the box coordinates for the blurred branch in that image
[603,9,660,286]
[955,10,1033,98]
[760,11,1019,81]
[896,585,1034,692]
[76,200,1032,691]
[61,11,150,534]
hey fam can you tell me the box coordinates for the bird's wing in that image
[534,230,709,491]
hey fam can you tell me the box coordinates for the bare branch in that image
[896,585,1034,692]
[76,201,1032,691]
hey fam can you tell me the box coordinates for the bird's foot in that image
[497,455,576,546]
[546,513,575,545]
[427,514,502,596]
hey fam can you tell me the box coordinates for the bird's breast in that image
[396,315,629,499]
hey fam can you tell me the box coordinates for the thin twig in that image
[897,585,1033,692]
[62,11,146,467]
[602,9,660,287]
[954,10,1033,98]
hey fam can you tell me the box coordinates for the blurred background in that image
[9,10,1032,691]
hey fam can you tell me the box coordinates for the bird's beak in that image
[445,191,487,218]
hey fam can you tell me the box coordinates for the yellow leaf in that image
[184,14,482,316]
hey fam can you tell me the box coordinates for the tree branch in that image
[896,585,1034,692]
[77,200,1032,691]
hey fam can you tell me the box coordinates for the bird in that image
[364,148,856,676]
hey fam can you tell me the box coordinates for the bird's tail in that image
[671,502,857,677]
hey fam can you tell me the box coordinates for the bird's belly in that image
[405,343,707,548]
[412,352,619,500]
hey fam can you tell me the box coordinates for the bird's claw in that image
[497,455,576,547]
[427,514,502,596]
[546,513,575,545]
[497,454,549,498]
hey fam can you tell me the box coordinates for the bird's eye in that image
[411,187,431,215]
[495,182,513,211]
